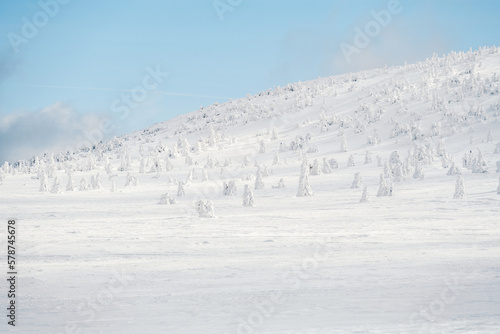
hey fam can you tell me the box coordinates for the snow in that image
[1,47,500,333]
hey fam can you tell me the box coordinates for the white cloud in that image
[0,102,110,163]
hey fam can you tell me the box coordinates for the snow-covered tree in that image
[110,180,116,193]
[223,181,237,196]
[377,174,389,197]
[272,178,285,189]
[351,172,362,188]
[346,155,355,167]
[79,178,89,191]
[159,193,176,205]
[453,174,465,199]
[242,184,255,207]
[196,200,215,218]
[50,177,61,194]
[322,158,332,174]
[297,158,313,197]
[360,186,371,203]
[311,159,321,175]
[364,151,372,164]
[273,152,280,165]
[39,173,48,192]
[259,140,266,154]
[447,162,460,176]
[66,171,75,191]
[413,161,424,179]
[92,173,103,189]
[202,169,209,182]
[254,168,265,190]
[340,135,348,152]
[177,181,186,196]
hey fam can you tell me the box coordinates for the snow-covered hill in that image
[1,47,500,333]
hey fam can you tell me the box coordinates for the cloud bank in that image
[0,102,109,163]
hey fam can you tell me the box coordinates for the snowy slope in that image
[1,47,500,333]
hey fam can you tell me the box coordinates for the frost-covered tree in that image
[360,186,371,203]
[497,177,500,195]
[487,129,493,143]
[413,161,424,179]
[364,151,372,164]
[447,162,460,176]
[65,171,75,191]
[50,177,61,194]
[297,158,313,197]
[340,135,348,152]
[110,180,116,193]
[242,184,255,207]
[259,140,266,154]
[494,143,500,154]
[139,157,146,173]
[271,127,279,140]
[92,173,103,189]
[196,200,215,218]
[177,181,186,196]
[39,173,48,192]
[272,178,285,189]
[497,161,500,173]
[205,156,215,169]
[377,174,389,197]
[346,155,355,167]
[223,181,237,196]
[79,178,89,191]
[311,159,322,175]
[322,158,332,174]
[351,172,362,188]
[273,152,280,165]
[202,169,209,182]
[242,156,251,167]
[254,167,265,190]
[453,174,466,199]
[159,193,176,205]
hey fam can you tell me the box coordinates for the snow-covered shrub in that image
[273,152,280,165]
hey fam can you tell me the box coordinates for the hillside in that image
[1,47,500,333]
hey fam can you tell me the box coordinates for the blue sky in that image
[0,0,499,163]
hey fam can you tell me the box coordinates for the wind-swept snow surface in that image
[1,47,500,333]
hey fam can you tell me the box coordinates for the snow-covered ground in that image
[1,47,500,333]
